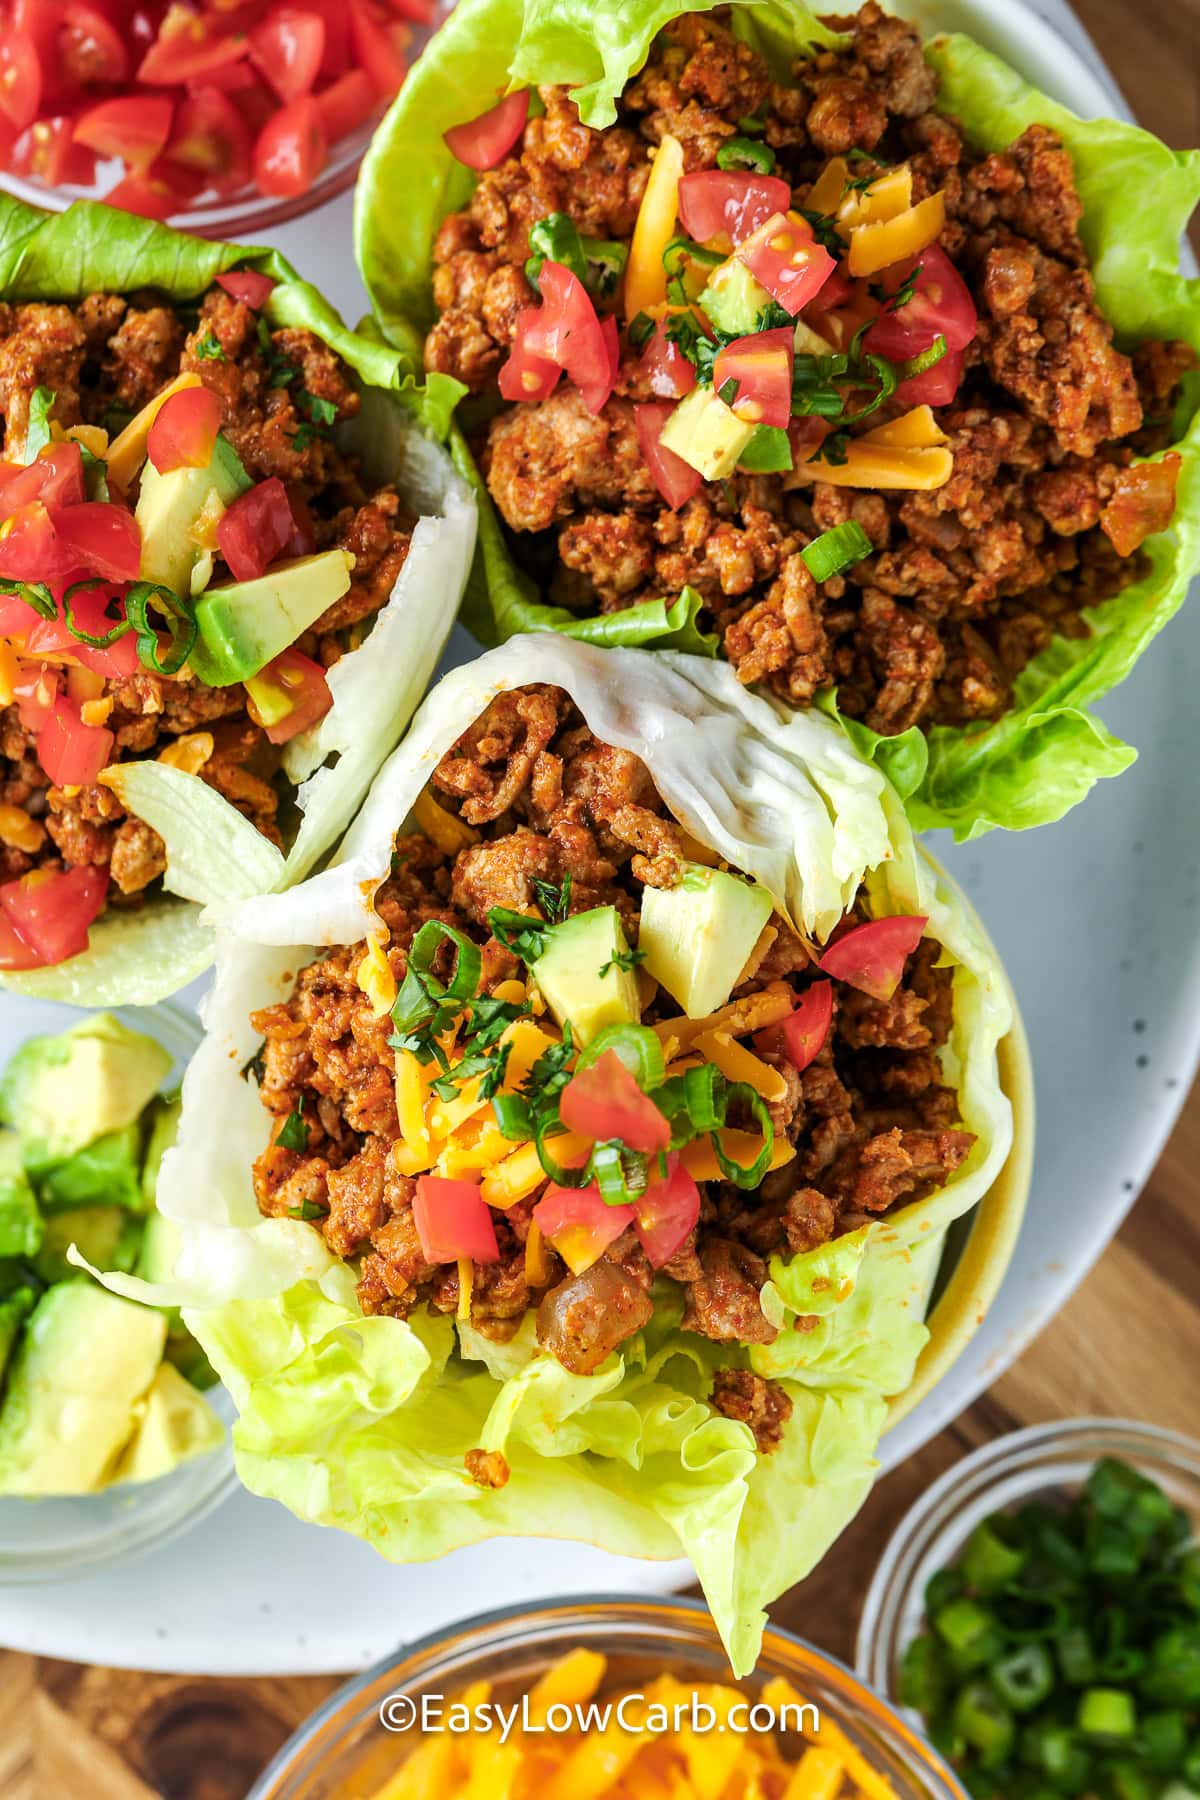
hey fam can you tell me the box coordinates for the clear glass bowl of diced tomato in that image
[0,0,438,233]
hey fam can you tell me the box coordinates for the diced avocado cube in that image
[39,1122,144,1212]
[0,1282,166,1495]
[700,257,773,336]
[32,1206,143,1286]
[135,435,249,597]
[141,1094,181,1208]
[0,1132,41,1259]
[108,1362,223,1486]
[0,1013,171,1176]
[0,1283,37,1389]
[659,385,755,481]
[637,863,774,1018]
[189,549,353,685]
[532,907,642,1046]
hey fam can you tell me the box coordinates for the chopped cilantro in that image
[276,1101,309,1152]
[286,1200,326,1221]
[241,1042,267,1085]
[599,947,647,977]
[798,209,843,255]
[194,330,227,362]
[25,387,55,462]
[717,376,739,407]
[531,874,572,925]
[487,906,549,967]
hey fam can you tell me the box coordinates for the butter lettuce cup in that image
[0,194,476,1007]
[356,0,1200,841]
[0,995,236,1580]
[112,635,1024,1674]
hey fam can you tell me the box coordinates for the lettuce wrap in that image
[0,195,476,1005]
[355,0,1200,840]
[99,636,1015,1674]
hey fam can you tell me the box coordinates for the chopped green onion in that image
[1057,1626,1096,1687]
[1141,1709,1189,1771]
[953,1680,1015,1766]
[899,1635,945,1715]
[895,333,949,383]
[992,1645,1054,1714]
[716,136,777,173]
[125,581,197,676]
[924,1567,965,1616]
[1077,1688,1137,1741]
[62,578,133,648]
[525,213,628,301]
[963,1520,1029,1596]
[492,1092,533,1141]
[0,577,56,620]
[662,235,724,277]
[408,919,482,1004]
[800,520,873,582]
[576,1023,665,1089]
[628,311,656,350]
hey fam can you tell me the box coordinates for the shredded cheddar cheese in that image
[681,1129,795,1181]
[357,935,398,1017]
[0,642,20,706]
[105,370,204,491]
[413,786,481,856]
[79,697,114,729]
[157,729,214,775]
[837,163,913,232]
[862,406,948,450]
[0,804,44,855]
[395,1047,434,1167]
[625,133,686,317]
[794,441,953,492]
[847,190,946,278]
[364,1650,903,1800]
[805,155,850,216]
[693,1030,789,1104]
[456,1256,474,1322]
[64,423,109,457]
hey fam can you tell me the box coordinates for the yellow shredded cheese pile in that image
[365,1648,904,1800]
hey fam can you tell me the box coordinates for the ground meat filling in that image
[0,286,416,897]
[424,3,1194,737]
[249,685,975,1440]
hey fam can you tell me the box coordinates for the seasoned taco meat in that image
[425,4,1192,736]
[248,685,975,1431]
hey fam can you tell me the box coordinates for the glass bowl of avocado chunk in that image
[0,998,236,1581]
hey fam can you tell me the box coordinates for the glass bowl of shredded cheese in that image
[248,1594,966,1799]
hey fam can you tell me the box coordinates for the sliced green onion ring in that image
[711,1082,775,1188]
[717,136,777,174]
[125,581,197,676]
[895,333,949,382]
[408,918,483,1004]
[62,577,135,648]
[0,576,56,620]
[800,520,874,582]
[575,1022,665,1089]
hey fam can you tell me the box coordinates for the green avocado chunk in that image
[136,434,250,597]
[0,1013,171,1177]
[109,1362,223,1486]
[39,1121,144,1212]
[189,548,353,685]
[700,257,774,336]
[0,1282,166,1495]
[531,907,642,1046]
[32,1206,143,1285]
[0,1132,41,1259]
[659,385,755,481]
[140,1094,181,1209]
[0,1282,37,1389]
[637,862,774,1018]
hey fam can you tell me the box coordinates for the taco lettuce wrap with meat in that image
[106,635,1016,1674]
[355,0,1200,840]
[0,195,475,1004]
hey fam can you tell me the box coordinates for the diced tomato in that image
[138,3,250,84]
[0,864,108,967]
[0,592,41,639]
[532,1181,635,1277]
[167,84,252,192]
[0,443,86,515]
[253,92,326,197]
[813,262,854,311]
[315,66,376,142]
[383,0,432,21]
[37,697,114,787]
[216,476,296,579]
[251,7,325,105]
[559,1049,670,1156]
[147,384,221,474]
[677,171,792,247]
[215,267,276,310]
[713,325,793,429]
[0,29,43,132]
[818,914,928,1001]
[300,0,351,77]
[865,244,976,363]
[412,1176,499,1264]
[74,93,173,167]
[0,503,77,588]
[0,911,44,971]
[518,261,616,415]
[187,55,259,96]
[638,320,696,400]
[1100,453,1182,557]
[443,88,528,172]
[789,416,831,464]
[281,485,317,556]
[59,3,131,86]
[634,401,701,511]
[13,664,60,734]
[245,645,332,743]
[634,1154,700,1270]
[54,502,141,582]
[34,582,141,678]
[736,212,836,317]
[895,344,964,408]
[347,0,405,98]
[498,314,560,405]
[754,979,833,1073]
[13,115,98,186]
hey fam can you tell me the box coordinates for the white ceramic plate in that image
[1,0,1195,1676]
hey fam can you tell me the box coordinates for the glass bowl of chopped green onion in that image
[0,996,237,1582]
[856,1420,1200,1800]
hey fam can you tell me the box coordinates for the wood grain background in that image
[1,4,1197,1794]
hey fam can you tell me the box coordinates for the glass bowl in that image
[248,1593,967,1799]
[855,1418,1200,1705]
[0,993,237,1583]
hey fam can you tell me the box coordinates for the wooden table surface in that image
[2,6,1198,1796]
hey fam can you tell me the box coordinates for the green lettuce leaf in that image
[0,195,476,1005]
[127,640,1014,1675]
[357,1,1200,839]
